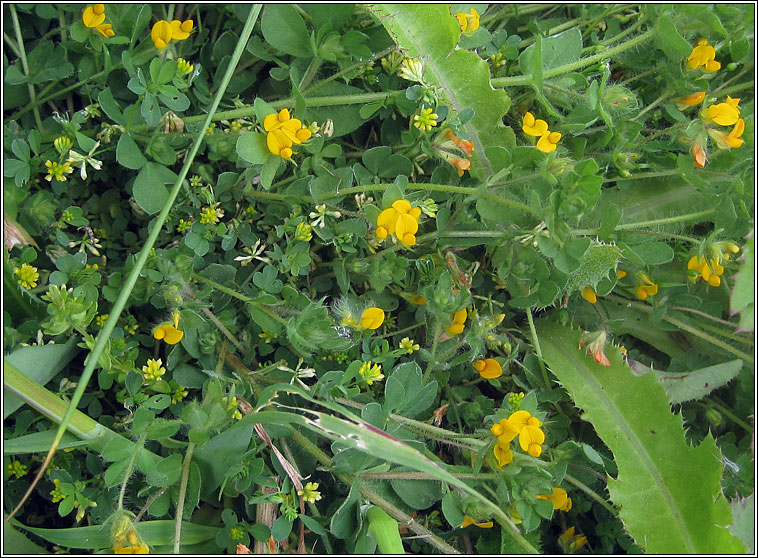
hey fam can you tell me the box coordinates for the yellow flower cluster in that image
[359,361,384,385]
[688,242,738,287]
[141,358,166,382]
[82,4,115,38]
[151,19,194,50]
[44,160,74,182]
[491,409,546,466]
[522,112,561,153]
[413,108,438,131]
[264,109,312,160]
[537,486,572,512]
[14,263,39,289]
[473,358,502,379]
[111,516,149,554]
[297,482,322,504]
[399,337,420,354]
[376,199,422,247]
[687,38,720,72]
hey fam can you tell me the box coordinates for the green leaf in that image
[618,241,674,266]
[4,523,49,554]
[390,474,443,509]
[98,88,125,125]
[146,453,184,487]
[117,133,148,170]
[730,233,753,331]
[237,132,271,165]
[729,495,754,553]
[537,319,746,553]
[259,155,281,190]
[133,162,176,215]
[4,430,89,454]
[261,4,312,58]
[4,338,80,418]
[629,359,743,405]
[366,506,405,554]
[370,5,514,179]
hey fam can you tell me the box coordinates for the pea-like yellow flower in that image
[581,286,597,304]
[537,131,562,153]
[360,307,385,330]
[95,24,115,38]
[537,487,572,512]
[677,91,706,109]
[709,118,745,149]
[635,273,658,300]
[456,8,480,34]
[703,96,741,126]
[522,112,548,137]
[151,19,193,50]
[493,443,514,467]
[399,337,420,354]
[461,515,493,528]
[473,358,502,379]
[376,199,422,247]
[445,308,467,336]
[688,255,724,287]
[264,109,312,159]
[82,4,105,28]
[111,515,149,554]
[153,324,184,344]
[491,410,546,458]
[687,38,721,72]
[558,526,588,553]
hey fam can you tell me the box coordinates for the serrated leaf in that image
[370,5,513,179]
[537,319,746,554]
[628,359,743,405]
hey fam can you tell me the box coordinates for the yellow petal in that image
[391,199,413,214]
[360,307,385,330]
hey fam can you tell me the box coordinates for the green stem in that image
[4,4,263,526]
[191,273,253,303]
[492,28,655,87]
[200,307,249,355]
[302,45,397,96]
[118,433,147,510]
[173,442,196,554]
[526,307,551,389]
[423,322,443,385]
[706,397,752,433]
[670,306,747,332]
[299,56,322,90]
[9,5,44,133]
[376,322,424,339]
[572,209,716,236]
[564,473,618,516]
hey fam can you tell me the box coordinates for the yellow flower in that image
[688,255,724,287]
[44,160,74,182]
[635,272,658,300]
[581,286,597,304]
[112,519,149,554]
[461,515,493,528]
[172,385,188,404]
[360,307,385,330]
[199,203,222,224]
[703,96,741,126]
[473,358,502,379]
[616,269,627,279]
[537,487,572,512]
[687,38,721,72]
[491,410,545,457]
[295,222,313,242]
[709,118,745,149]
[96,314,110,327]
[142,358,166,382]
[153,323,184,345]
[413,108,439,131]
[518,423,546,457]
[376,199,422,247]
[264,109,312,159]
[7,460,28,478]
[170,19,194,40]
[558,526,588,553]
[176,58,194,76]
[50,479,66,503]
[399,337,420,354]
[151,19,193,50]
[445,308,467,336]
[398,57,424,83]
[14,263,39,289]
[54,136,73,155]
[456,8,480,34]
[95,23,115,38]
[176,218,192,233]
[692,136,707,168]
[522,112,549,137]
[359,361,384,385]
[493,443,514,467]
[82,4,105,28]
[536,131,562,153]
[677,91,706,109]
[297,482,322,504]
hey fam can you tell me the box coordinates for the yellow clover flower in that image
[687,38,721,72]
[14,263,39,289]
[456,8,480,34]
[297,482,322,504]
[360,307,385,330]
[413,108,438,131]
[445,308,467,336]
[142,358,166,382]
[111,515,149,554]
[473,358,502,379]
[688,255,724,287]
[44,160,74,182]
[359,361,385,385]
[399,337,420,354]
[703,96,741,126]
[376,199,422,247]
[537,487,572,512]
[461,515,493,528]
[491,410,546,457]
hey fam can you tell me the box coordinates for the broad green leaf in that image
[261,4,312,58]
[116,133,148,170]
[604,301,687,361]
[655,15,693,60]
[537,319,745,554]
[4,338,80,418]
[628,359,743,405]
[236,132,271,165]
[370,5,514,179]
[4,523,48,554]
[730,233,753,332]
[133,162,176,215]
[617,241,674,266]
[729,495,755,553]
[98,88,125,125]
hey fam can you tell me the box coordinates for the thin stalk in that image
[3,31,21,58]
[571,209,716,235]
[423,322,443,385]
[492,28,655,87]
[9,5,44,133]
[526,307,551,389]
[564,473,618,516]
[3,5,263,524]
[299,56,323,90]
[302,45,397,96]
[118,433,147,510]
[201,307,249,355]
[635,90,671,120]
[173,442,196,554]
[670,306,747,331]
[376,322,424,339]
[191,273,253,303]
[707,397,752,433]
